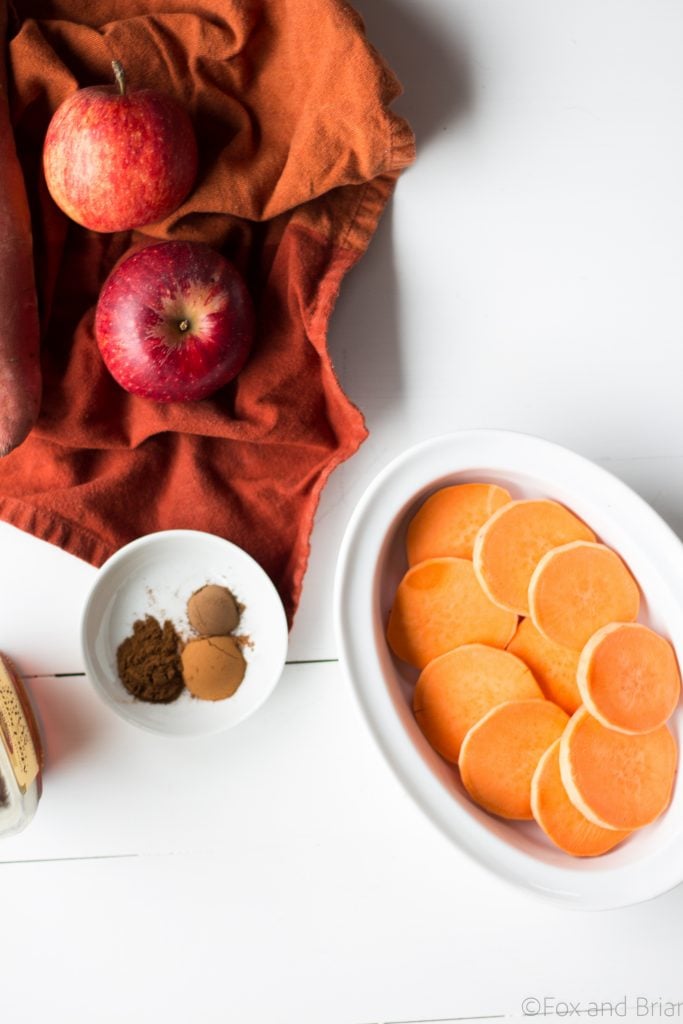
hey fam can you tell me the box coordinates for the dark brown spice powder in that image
[116,616,185,704]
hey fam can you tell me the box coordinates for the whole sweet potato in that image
[0,5,41,455]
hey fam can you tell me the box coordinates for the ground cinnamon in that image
[116,616,185,704]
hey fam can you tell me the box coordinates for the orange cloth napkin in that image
[1,0,414,621]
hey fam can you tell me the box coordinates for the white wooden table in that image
[3,2,683,1020]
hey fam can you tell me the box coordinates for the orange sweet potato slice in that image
[507,617,581,714]
[413,644,543,763]
[473,499,595,616]
[531,739,631,856]
[459,699,569,819]
[559,707,677,830]
[577,623,681,734]
[407,483,511,565]
[386,558,517,669]
[529,542,640,651]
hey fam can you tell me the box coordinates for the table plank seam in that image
[21,657,341,680]
[0,853,139,866]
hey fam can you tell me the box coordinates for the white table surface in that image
[4,2,683,1021]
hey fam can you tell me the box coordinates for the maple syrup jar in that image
[0,654,42,838]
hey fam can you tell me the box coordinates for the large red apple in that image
[43,61,198,232]
[95,241,254,403]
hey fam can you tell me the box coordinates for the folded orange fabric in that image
[1,0,414,621]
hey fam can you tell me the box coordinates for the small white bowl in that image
[334,430,683,909]
[81,530,288,736]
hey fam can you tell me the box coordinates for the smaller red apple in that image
[43,61,198,232]
[95,241,254,403]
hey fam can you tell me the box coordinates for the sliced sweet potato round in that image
[531,739,631,857]
[507,617,581,715]
[459,699,569,819]
[529,541,640,651]
[577,622,681,734]
[473,499,595,616]
[413,644,543,763]
[407,483,511,565]
[559,707,677,830]
[386,558,517,669]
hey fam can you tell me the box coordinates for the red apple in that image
[95,241,254,402]
[43,61,198,232]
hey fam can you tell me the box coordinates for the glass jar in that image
[0,654,42,838]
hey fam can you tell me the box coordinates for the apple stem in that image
[178,319,190,332]
[112,60,127,97]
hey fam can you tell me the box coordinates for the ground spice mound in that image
[181,635,246,701]
[116,616,185,704]
[187,584,240,635]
